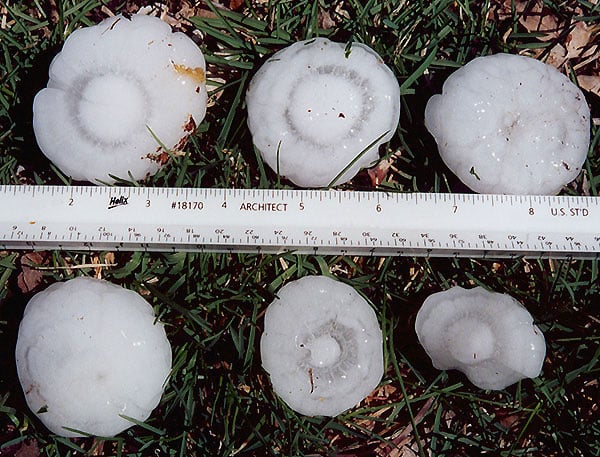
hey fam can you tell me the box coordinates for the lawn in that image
[0,0,599,456]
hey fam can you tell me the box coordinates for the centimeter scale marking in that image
[0,185,598,259]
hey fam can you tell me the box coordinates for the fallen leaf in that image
[14,439,39,457]
[495,407,523,429]
[229,0,244,10]
[518,2,560,41]
[378,396,435,455]
[17,252,49,294]
[565,22,598,59]
[578,75,600,97]
[47,0,59,24]
[545,43,568,68]
[368,151,402,186]
[318,8,336,30]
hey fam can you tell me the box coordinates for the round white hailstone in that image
[33,14,207,184]
[424,53,590,195]
[246,38,400,187]
[15,277,172,437]
[260,275,384,416]
[415,286,546,390]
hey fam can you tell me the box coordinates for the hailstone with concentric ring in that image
[260,275,384,416]
[33,14,207,184]
[246,38,400,187]
[415,286,546,390]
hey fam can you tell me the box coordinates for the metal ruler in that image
[0,185,598,259]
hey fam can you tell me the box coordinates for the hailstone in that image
[260,275,384,416]
[415,286,546,390]
[425,53,590,195]
[246,38,400,187]
[15,277,172,437]
[33,14,207,184]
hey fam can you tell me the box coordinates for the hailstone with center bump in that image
[415,286,546,390]
[33,14,207,184]
[15,277,172,437]
[424,53,590,195]
[246,38,400,187]
[260,275,384,416]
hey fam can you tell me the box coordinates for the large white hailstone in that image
[260,275,384,416]
[33,14,207,184]
[15,277,172,437]
[425,53,590,195]
[246,38,400,187]
[415,286,546,390]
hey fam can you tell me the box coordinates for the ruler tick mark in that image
[0,186,597,259]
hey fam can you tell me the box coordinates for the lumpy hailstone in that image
[261,276,384,416]
[15,277,172,437]
[33,14,207,184]
[415,286,546,390]
[425,53,590,195]
[246,38,400,187]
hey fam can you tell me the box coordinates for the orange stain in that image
[173,64,205,85]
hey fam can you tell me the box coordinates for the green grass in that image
[1,0,599,456]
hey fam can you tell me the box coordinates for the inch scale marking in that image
[0,185,598,259]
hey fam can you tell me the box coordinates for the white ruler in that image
[0,185,598,259]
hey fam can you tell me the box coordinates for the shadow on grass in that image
[4,43,64,185]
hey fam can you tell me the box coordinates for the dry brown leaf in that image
[578,75,600,96]
[368,151,402,186]
[385,445,420,457]
[377,396,435,455]
[492,0,549,24]
[318,8,336,30]
[494,407,523,430]
[171,1,202,21]
[17,252,49,294]
[47,0,59,24]
[489,0,511,21]
[334,2,351,20]
[499,413,521,429]
[566,21,598,59]
[518,2,560,41]
[229,0,245,10]
[547,43,568,68]
[14,439,39,457]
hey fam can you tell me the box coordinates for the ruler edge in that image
[1,185,598,259]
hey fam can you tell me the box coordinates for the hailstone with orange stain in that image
[33,14,207,184]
